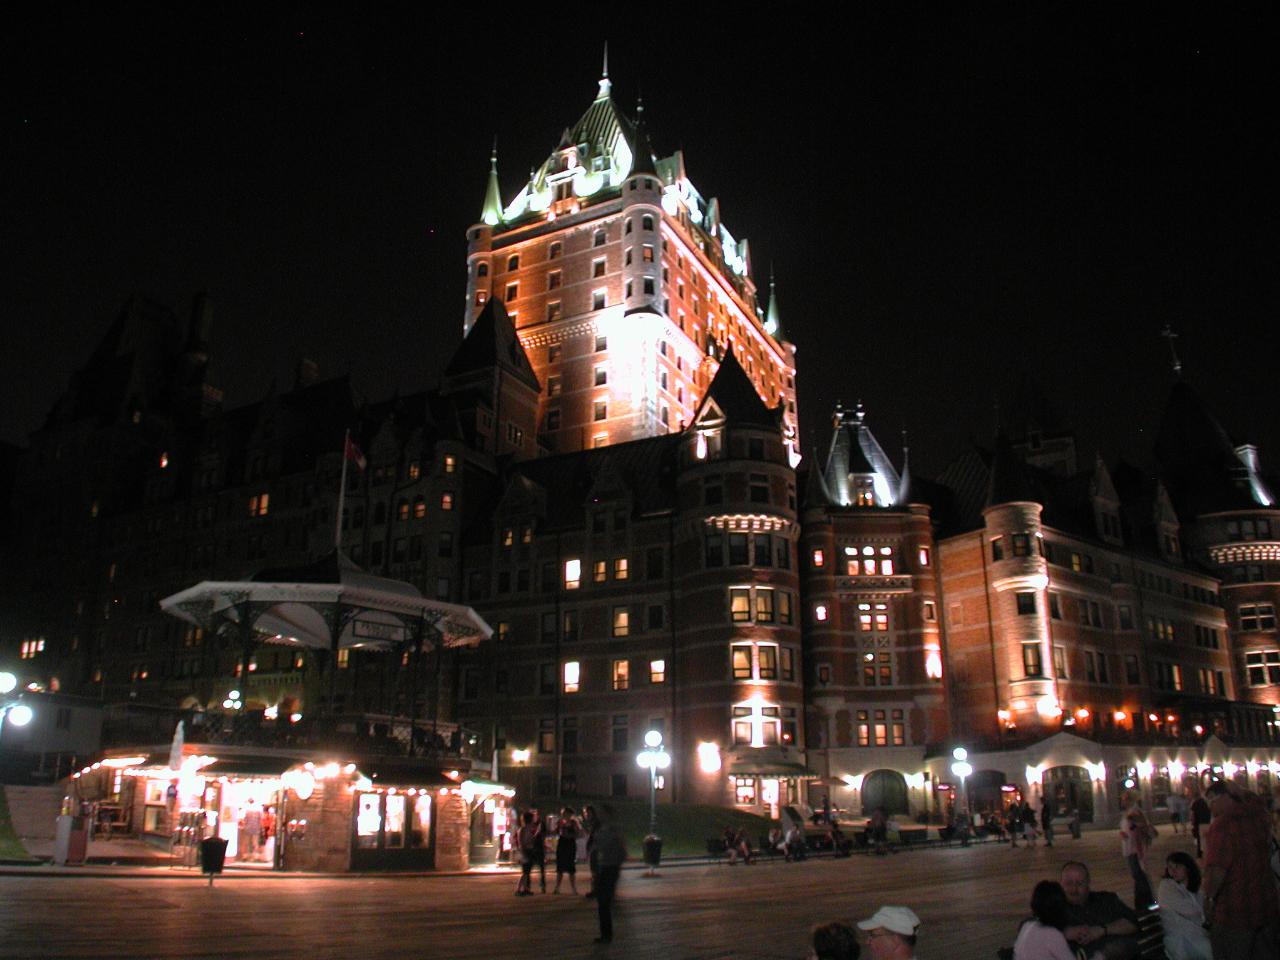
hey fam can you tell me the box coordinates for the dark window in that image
[1016,592,1037,615]
[728,533,749,566]
[991,537,1004,561]
[646,547,664,580]
[753,533,772,567]
[539,663,556,695]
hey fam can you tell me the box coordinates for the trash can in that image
[642,834,662,869]
[53,814,89,866]
[200,837,228,876]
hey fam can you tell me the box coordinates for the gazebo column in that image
[326,604,344,718]
[235,602,256,704]
[405,616,426,757]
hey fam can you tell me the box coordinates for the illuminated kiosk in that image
[71,550,512,871]
[69,751,514,872]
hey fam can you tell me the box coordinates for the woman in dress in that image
[1156,852,1212,960]
[1119,800,1156,910]
[1013,880,1079,960]
[552,806,580,894]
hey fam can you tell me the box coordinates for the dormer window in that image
[855,478,876,507]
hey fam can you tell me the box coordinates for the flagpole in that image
[335,428,350,551]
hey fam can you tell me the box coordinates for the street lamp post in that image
[951,746,972,815]
[636,730,671,874]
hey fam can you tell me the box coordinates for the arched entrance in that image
[1044,765,1094,822]
[967,769,1007,815]
[861,769,908,816]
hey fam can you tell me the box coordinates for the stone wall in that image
[280,781,352,872]
[433,792,469,872]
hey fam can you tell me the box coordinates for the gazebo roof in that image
[159,550,491,651]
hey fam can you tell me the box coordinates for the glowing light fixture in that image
[696,742,721,774]
[5,704,33,727]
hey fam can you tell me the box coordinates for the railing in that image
[101,704,482,760]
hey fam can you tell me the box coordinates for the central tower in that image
[463,63,799,461]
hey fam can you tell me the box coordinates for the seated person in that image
[1156,852,1211,960]
[1060,861,1140,960]
[856,906,920,959]
[809,920,860,960]
[785,823,807,861]
[734,827,754,864]
[722,825,740,864]
[1014,880,1079,960]
[827,823,853,856]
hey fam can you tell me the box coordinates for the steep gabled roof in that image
[696,350,780,430]
[1155,379,1261,515]
[446,298,540,393]
[986,429,1042,507]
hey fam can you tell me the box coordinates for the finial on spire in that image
[1161,324,1183,377]
[636,93,644,116]
[597,42,612,99]
[854,400,866,423]
[480,138,503,227]
[765,266,783,338]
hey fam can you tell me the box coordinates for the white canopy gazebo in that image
[161,550,491,653]
[159,550,491,730]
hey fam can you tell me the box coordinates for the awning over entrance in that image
[724,746,818,777]
[160,550,492,651]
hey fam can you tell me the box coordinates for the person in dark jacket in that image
[1041,798,1055,847]
[591,805,628,944]
[1189,791,1211,859]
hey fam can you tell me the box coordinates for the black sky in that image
[4,6,1277,478]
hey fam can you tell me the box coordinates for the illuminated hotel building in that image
[462,67,799,461]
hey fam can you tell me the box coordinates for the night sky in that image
[5,7,1276,479]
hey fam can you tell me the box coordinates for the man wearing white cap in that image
[857,905,921,959]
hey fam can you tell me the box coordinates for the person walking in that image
[1202,779,1280,959]
[529,806,547,893]
[515,810,537,896]
[1040,797,1055,848]
[1008,804,1022,848]
[580,803,600,898]
[1189,790,1210,859]
[591,805,628,944]
[552,806,580,894]
[1120,799,1157,911]
[1021,800,1037,847]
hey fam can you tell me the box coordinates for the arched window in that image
[476,262,489,278]
[642,214,654,231]
[507,254,519,271]
[593,229,606,247]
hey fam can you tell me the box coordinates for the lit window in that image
[248,493,269,517]
[593,560,607,583]
[730,588,751,622]
[337,649,350,669]
[413,496,426,519]
[612,659,630,691]
[815,604,828,622]
[20,638,45,659]
[564,559,581,589]
[440,493,454,510]
[612,607,630,637]
[732,645,753,679]
[443,454,456,473]
[407,460,421,480]
[563,661,580,694]
[918,546,931,567]
[812,549,825,568]
[649,659,666,684]
[613,557,628,580]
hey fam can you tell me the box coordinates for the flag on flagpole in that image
[344,435,367,470]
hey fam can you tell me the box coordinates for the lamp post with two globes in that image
[950,746,973,814]
[0,671,35,746]
[636,730,671,873]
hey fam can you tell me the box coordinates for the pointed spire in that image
[597,42,612,99]
[629,93,658,177]
[765,267,785,339]
[480,138,503,227]
[897,430,912,505]
[1161,324,1183,377]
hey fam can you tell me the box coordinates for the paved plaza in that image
[0,829,1187,959]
